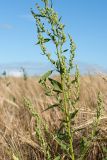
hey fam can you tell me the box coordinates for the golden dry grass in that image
[0,74,107,160]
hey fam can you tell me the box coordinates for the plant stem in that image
[61,74,75,160]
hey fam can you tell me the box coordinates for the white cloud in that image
[0,24,13,30]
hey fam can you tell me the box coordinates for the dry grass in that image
[0,74,107,160]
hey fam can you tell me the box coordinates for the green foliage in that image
[31,0,105,159]
[102,146,107,160]
[78,92,104,160]
[32,1,79,159]
[24,97,51,160]
[54,156,61,160]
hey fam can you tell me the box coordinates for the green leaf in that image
[63,49,69,53]
[35,14,45,17]
[36,41,40,45]
[43,103,59,112]
[71,79,76,84]
[57,124,65,134]
[59,16,62,22]
[31,10,45,18]
[102,146,107,153]
[56,60,61,71]
[36,38,51,45]
[59,119,69,124]
[70,109,78,120]
[44,38,51,43]
[54,156,61,160]
[45,90,52,96]
[39,70,53,83]
[80,137,86,153]
[31,10,36,18]
[48,78,62,93]
[55,137,68,151]
[80,136,89,154]
[57,132,69,141]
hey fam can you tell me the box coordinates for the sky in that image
[0,0,107,71]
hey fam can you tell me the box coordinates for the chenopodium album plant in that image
[31,0,104,159]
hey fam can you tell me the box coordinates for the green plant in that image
[32,1,79,159]
[31,0,105,159]
[79,92,104,160]
[24,97,64,160]
[24,97,51,160]
[102,146,107,160]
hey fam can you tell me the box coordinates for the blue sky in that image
[0,0,107,70]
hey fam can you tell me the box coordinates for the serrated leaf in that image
[70,109,78,120]
[43,103,59,112]
[39,70,53,83]
[48,78,62,93]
